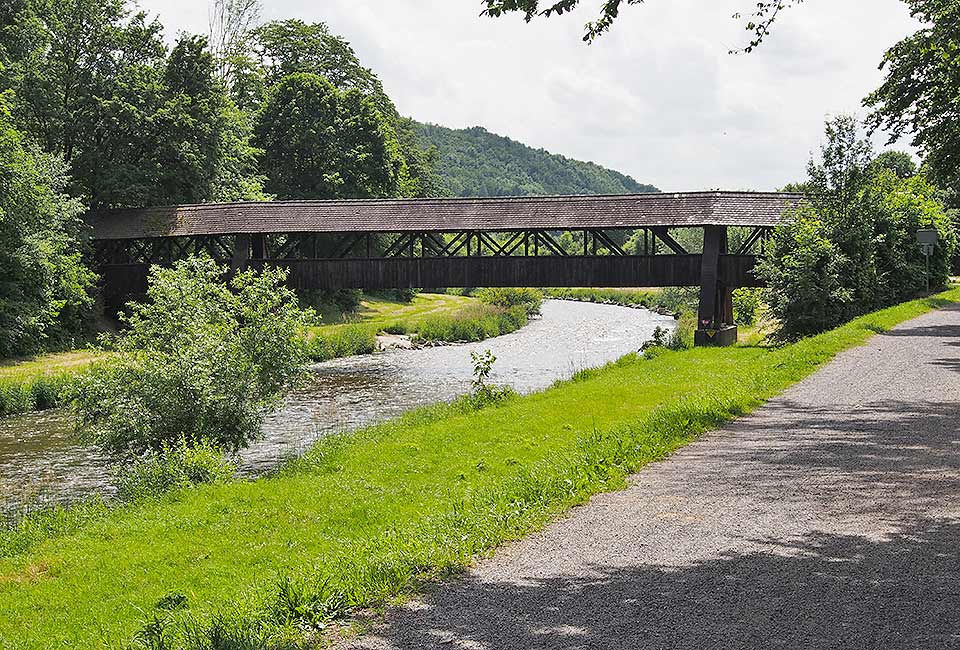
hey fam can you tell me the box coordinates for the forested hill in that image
[415,123,659,197]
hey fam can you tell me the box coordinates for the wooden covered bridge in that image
[87,191,802,345]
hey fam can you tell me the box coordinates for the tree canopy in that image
[1,0,266,208]
[254,73,403,200]
[0,96,95,356]
[865,0,960,202]
[759,116,956,340]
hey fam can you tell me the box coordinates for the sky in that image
[135,0,923,192]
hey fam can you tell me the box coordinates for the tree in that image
[247,20,442,197]
[805,115,875,220]
[72,257,314,454]
[759,116,956,340]
[208,0,262,88]
[756,205,852,340]
[865,0,960,202]
[254,72,403,200]
[869,151,918,180]
[861,171,955,304]
[479,0,802,50]
[5,0,166,166]
[0,96,95,357]
[73,33,267,207]
[3,1,266,207]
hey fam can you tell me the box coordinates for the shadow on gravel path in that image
[362,517,960,649]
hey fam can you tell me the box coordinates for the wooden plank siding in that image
[97,254,761,310]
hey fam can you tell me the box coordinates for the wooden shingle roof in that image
[87,191,803,241]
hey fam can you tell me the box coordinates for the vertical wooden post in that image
[251,234,266,260]
[696,226,737,346]
[697,226,722,328]
[232,234,251,272]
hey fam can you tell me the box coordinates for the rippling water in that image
[0,300,675,513]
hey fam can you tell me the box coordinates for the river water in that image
[0,300,675,515]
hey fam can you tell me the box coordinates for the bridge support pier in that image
[695,226,737,347]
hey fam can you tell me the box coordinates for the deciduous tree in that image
[254,72,403,200]
[865,0,960,201]
[72,257,314,454]
[0,97,95,356]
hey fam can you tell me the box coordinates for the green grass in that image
[0,351,100,416]
[315,293,477,333]
[1,289,957,648]
[305,293,527,360]
[545,286,698,314]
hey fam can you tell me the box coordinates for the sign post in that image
[916,229,939,293]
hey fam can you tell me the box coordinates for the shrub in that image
[756,207,853,340]
[760,116,957,340]
[0,373,74,416]
[414,304,528,343]
[305,325,378,361]
[476,287,543,316]
[71,257,315,454]
[114,440,236,502]
[732,288,762,326]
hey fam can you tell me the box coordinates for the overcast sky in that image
[136,0,922,192]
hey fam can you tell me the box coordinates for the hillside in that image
[415,123,658,197]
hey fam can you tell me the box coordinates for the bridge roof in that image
[87,191,803,241]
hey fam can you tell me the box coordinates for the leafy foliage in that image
[72,258,314,454]
[114,439,236,502]
[731,288,762,326]
[2,1,266,208]
[470,349,496,392]
[475,287,544,316]
[869,150,918,180]
[866,0,960,201]
[758,116,956,340]
[0,98,95,357]
[480,0,803,50]
[246,19,442,198]
[416,123,657,197]
[254,73,402,200]
[756,205,852,340]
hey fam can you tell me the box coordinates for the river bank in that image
[0,300,674,514]
[2,289,955,648]
[0,293,507,418]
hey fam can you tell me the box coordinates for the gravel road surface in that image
[345,304,960,650]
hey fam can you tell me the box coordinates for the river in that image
[0,300,675,515]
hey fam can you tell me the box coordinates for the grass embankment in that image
[545,287,695,312]
[0,351,100,417]
[306,293,531,361]
[2,289,957,648]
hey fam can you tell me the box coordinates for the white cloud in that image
[136,0,922,191]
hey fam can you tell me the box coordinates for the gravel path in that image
[345,305,960,650]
